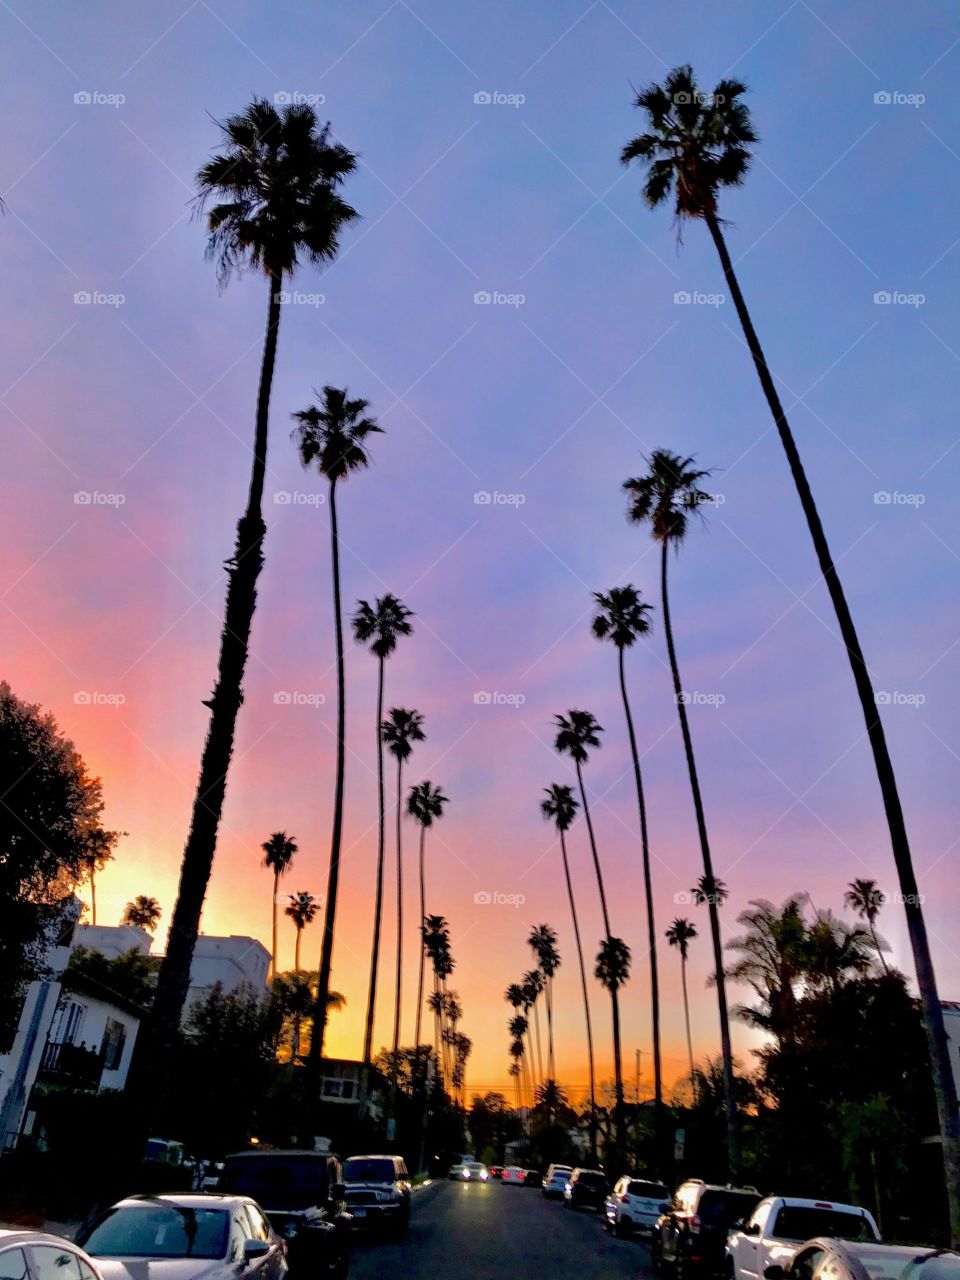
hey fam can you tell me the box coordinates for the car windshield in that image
[550,1170,571,1180]
[343,1158,396,1183]
[860,1250,960,1280]
[699,1191,761,1226]
[82,1204,229,1259]
[629,1181,669,1199]
[221,1156,328,1209]
[772,1208,876,1242]
[577,1173,606,1190]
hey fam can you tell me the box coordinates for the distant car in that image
[217,1149,350,1277]
[770,1240,960,1280]
[523,1170,543,1188]
[543,1165,573,1198]
[501,1166,527,1185]
[0,1230,108,1280]
[727,1197,880,1280]
[341,1154,411,1235]
[654,1180,762,1277]
[77,1194,287,1280]
[488,1166,505,1180]
[448,1160,489,1182]
[604,1176,670,1238]
[563,1168,608,1212]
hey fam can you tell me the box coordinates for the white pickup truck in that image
[726,1196,880,1280]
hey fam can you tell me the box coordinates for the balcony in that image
[36,1040,104,1090]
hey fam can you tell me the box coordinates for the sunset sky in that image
[4,0,959,1101]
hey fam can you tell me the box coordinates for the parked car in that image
[604,1176,670,1238]
[523,1170,543,1188]
[563,1168,608,1212]
[218,1150,350,1277]
[488,1166,505,1180]
[543,1165,573,1198]
[341,1154,411,1235]
[769,1240,960,1280]
[77,1194,286,1280]
[448,1160,489,1182]
[1,1230,108,1280]
[501,1166,527,1185]
[727,1198,880,1280]
[654,1180,762,1276]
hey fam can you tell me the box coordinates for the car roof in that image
[0,1231,82,1248]
[114,1194,250,1210]
[226,1150,333,1160]
[343,1153,400,1161]
[761,1197,874,1215]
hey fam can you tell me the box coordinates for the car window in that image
[342,1158,397,1183]
[82,1205,230,1259]
[28,1248,81,1280]
[629,1181,668,1199]
[772,1208,876,1243]
[699,1191,762,1226]
[793,1249,826,1280]
[242,1206,271,1242]
[0,1250,29,1280]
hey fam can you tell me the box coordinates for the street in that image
[350,1182,645,1280]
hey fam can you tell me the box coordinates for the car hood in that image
[94,1257,231,1280]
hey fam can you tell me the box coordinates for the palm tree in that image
[723,895,809,1048]
[151,101,358,1054]
[380,707,426,1058]
[553,711,628,1152]
[528,924,560,1080]
[261,832,298,980]
[592,584,664,1135]
[508,1012,531,1106]
[623,449,739,1173]
[666,918,698,1082]
[82,831,114,927]
[121,895,161,933]
[284,890,319,971]
[407,781,448,1054]
[273,972,346,1062]
[354,594,414,1063]
[595,936,632,1133]
[692,873,729,908]
[522,968,546,1088]
[806,909,877,996]
[293,387,381,1067]
[622,66,960,1231]
[844,879,891,976]
[540,783,597,1152]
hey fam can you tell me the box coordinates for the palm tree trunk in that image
[270,871,279,982]
[294,926,302,973]
[310,475,346,1069]
[546,979,555,1080]
[574,760,611,936]
[531,999,545,1086]
[681,951,695,1085]
[706,211,960,1236]
[147,273,280,1068]
[415,824,427,1051]
[618,645,664,1152]
[559,827,597,1161]
[660,537,740,1175]
[392,755,404,1057]
[362,656,387,1063]
[870,921,891,977]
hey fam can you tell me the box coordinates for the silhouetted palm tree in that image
[284,890,319,971]
[523,968,546,1088]
[528,924,560,1079]
[121,895,161,933]
[82,830,114,927]
[666,917,698,1082]
[261,832,298,980]
[540,783,597,1151]
[353,594,414,1063]
[592,584,664,1135]
[623,66,960,1222]
[293,387,381,1066]
[624,448,738,1173]
[844,878,891,976]
[152,101,357,1055]
[595,937,632,1131]
[381,707,426,1057]
[692,873,729,909]
[407,780,448,1053]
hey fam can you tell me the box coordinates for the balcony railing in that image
[36,1040,103,1090]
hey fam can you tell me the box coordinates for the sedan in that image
[77,1194,286,1280]
[770,1240,960,1280]
[448,1161,489,1182]
[0,1230,107,1280]
[500,1167,527,1186]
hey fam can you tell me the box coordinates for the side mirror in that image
[243,1240,271,1264]
[330,1183,346,1201]
[747,1223,762,1237]
[764,1267,786,1280]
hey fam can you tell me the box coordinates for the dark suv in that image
[563,1168,608,1212]
[341,1154,411,1235]
[220,1150,350,1278]
[654,1180,762,1277]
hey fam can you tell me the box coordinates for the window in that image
[29,1247,81,1280]
[242,1206,270,1242]
[228,1212,249,1262]
[100,1019,127,1071]
[80,1204,230,1259]
[628,1181,668,1200]
[0,1248,29,1280]
[771,1208,876,1244]
[321,1080,342,1098]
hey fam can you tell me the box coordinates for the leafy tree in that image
[121,896,161,932]
[66,946,159,1009]
[261,832,297,979]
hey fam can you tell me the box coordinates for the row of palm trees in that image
[423,914,472,1102]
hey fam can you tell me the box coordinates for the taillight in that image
[689,1214,701,1231]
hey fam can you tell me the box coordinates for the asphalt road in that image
[349,1180,647,1280]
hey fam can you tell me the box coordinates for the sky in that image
[3,0,960,1102]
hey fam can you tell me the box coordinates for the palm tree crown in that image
[353,593,414,660]
[553,710,603,764]
[195,98,359,285]
[292,386,381,484]
[407,780,448,828]
[529,924,560,979]
[667,917,697,959]
[285,891,319,933]
[540,783,579,832]
[591,585,654,648]
[595,936,632,992]
[624,449,713,545]
[844,878,886,927]
[122,895,162,932]
[382,708,426,761]
[261,831,298,878]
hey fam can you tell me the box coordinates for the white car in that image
[0,1230,108,1280]
[727,1197,880,1280]
[543,1165,573,1198]
[604,1176,669,1237]
[448,1160,489,1182]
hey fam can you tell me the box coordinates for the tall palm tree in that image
[666,917,698,1082]
[844,878,891,976]
[152,101,358,1054]
[284,890,319,971]
[354,595,414,1063]
[624,448,739,1173]
[522,968,546,1088]
[553,710,627,1153]
[407,781,449,1053]
[82,831,114,927]
[381,707,426,1057]
[293,387,381,1067]
[592,584,664,1137]
[121,895,161,933]
[528,924,560,1080]
[692,873,729,908]
[540,783,597,1152]
[261,832,298,980]
[595,936,632,1134]
[622,66,960,1232]
[508,1012,531,1106]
